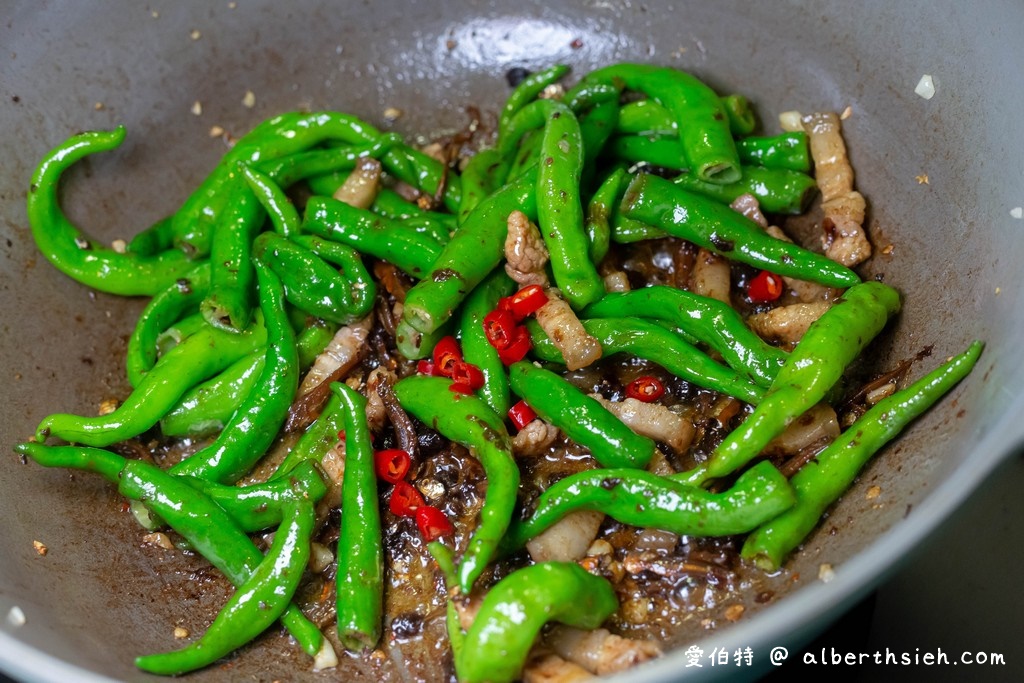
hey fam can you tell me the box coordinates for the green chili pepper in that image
[506,128,543,182]
[507,361,654,469]
[580,63,741,183]
[135,495,315,675]
[26,127,196,295]
[621,173,861,288]
[14,442,125,483]
[583,167,627,264]
[457,147,507,224]
[330,382,383,651]
[159,351,264,438]
[290,235,376,318]
[460,269,516,415]
[394,315,455,361]
[452,562,618,683]
[379,142,462,214]
[241,163,300,237]
[503,460,795,553]
[526,318,764,404]
[36,314,267,447]
[295,316,341,369]
[272,392,343,479]
[682,282,902,486]
[302,196,442,279]
[617,96,757,137]
[401,165,538,335]
[742,341,983,570]
[182,460,327,533]
[127,215,174,256]
[171,260,298,484]
[720,93,757,136]
[497,64,571,146]
[393,375,519,594]
[126,263,210,388]
[260,133,403,188]
[583,287,788,388]
[737,132,811,173]
[562,81,621,168]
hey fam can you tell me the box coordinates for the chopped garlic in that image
[7,606,26,627]
[914,74,936,100]
[818,563,836,583]
[1010,207,1023,219]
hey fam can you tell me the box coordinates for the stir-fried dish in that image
[18,63,981,682]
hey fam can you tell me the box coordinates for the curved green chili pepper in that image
[26,127,196,295]
[621,173,861,288]
[114,458,323,658]
[527,317,764,405]
[182,460,327,533]
[252,232,369,324]
[682,282,902,486]
[580,63,741,183]
[720,93,757,136]
[241,163,300,237]
[37,314,267,446]
[127,215,174,256]
[453,562,618,683]
[507,361,654,469]
[737,132,811,173]
[135,495,315,675]
[460,269,516,415]
[563,81,621,168]
[171,260,298,484]
[394,315,455,361]
[126,262,211,388]
[294,316,341,370]
[260,133,403,188]
[585,167,629,265]
[290,235,376,318]
[13,442,125,483]
[506,128,543,182]
[617,96,757,137]
[401,165,538,335]
[330,382,383,651]
[503,460,795,553]
[742,340,983,570]
[393,375,519,594]
[497,64,571,146]
[302,196,442,279]
[457,147,507,224]
[379,142,462,214]
[583,287,788,388]
[159,351,264,438]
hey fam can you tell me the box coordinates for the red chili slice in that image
[448,382,474,395]
[625,375,666,402]
[748,270,784,303]
[500,284,549,321]
[389,480,425,517]
[432,335,463,378]
[507,399,538,431]
[450,361,485,390]
[374,449,411,484]
[417,359,441,376]
[483,309,517,350]
[415,505,454,542]
[497,325,532,365]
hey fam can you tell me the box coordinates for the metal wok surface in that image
[1,1,1022,681]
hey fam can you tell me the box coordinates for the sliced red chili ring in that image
[389,480,425,517]
[450,360,485,390]
[448,381,474,395]
[432,335,463,378]
[500,284,549,321]
[483,308,517,351]
[414,505,454,542]
[507,399,538,431]
[748,270,784,303]
[417,359,441,376]
[497,325,532,365]
[625,375,666,402]
[374,449,411,484]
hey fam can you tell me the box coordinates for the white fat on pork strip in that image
[525,510,605,563]
[748,302,830,347]
[548,626,662,675]
[505,209,550,286]
[689,248,731,304]
[535,291,602,371]
[511,418,560,457]
[332,157,382,209]
[590,394,694,454]
[298,315,373,397]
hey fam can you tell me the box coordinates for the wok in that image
[1,1,1022,681]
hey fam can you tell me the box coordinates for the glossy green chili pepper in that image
[742,340,983,570]
[331,382,383,651]
[583,287,788,388]
[126,263,210,388]
[583,167,626,264]
[737,132,811,173]
[252,232,368,324]
[135,495,315,675]
[459,269,516,415]
[682,282,902,486]
[621,173,861,288]
[272,392,343,479]
[394,315,455,361]
[507,361,654,469]
[260,133,403,188]
[457,147,507,224]
[562,81,621,168]
[393,375,519,594]
[503,460,795,553]
[452,562,618,683]
[127,215,174,256]
[526,317,765,404]
[720,93,757,136]
[26,127,196,295]
[379,141,462,214]
[171,260,298,484]
[497,64,571,146]
[37,314,267,446]
[401,165,538,336]
[617,96,756,137]
[172,111,399,256]
[241,163,300,237]
[506,128,543,182]
[294,316,341,369]
[115,458,323,658]
[290,235,376,318]
[302,196,442,279]
[182,460,327,533]
[159,351,264,438]
[14,442,125,483]
[580,63,741,183]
